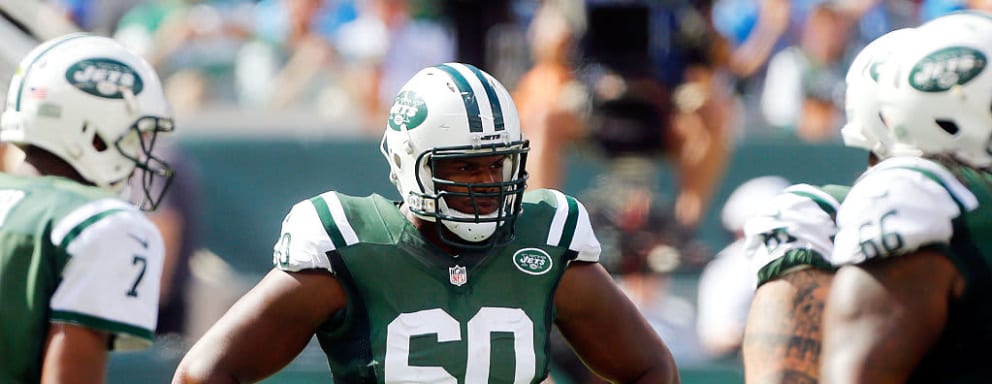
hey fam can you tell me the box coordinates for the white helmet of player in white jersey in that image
[841,28,916,158]
[876,11,992,167]
[1,33,174,209]
[379,63,529,248]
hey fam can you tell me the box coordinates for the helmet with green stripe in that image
[380,62,529,248]
[876,11,992,167]
[0,33,174,210]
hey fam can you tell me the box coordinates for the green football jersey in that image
[744,183,849,286]
[0,173,164,383]
[273,188,600,384]
[832,157,992,382]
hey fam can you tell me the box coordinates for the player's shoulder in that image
[521,188,585,214]
[744,183,845,286]
[280,191,401,249]
[782,183,847,215]
[746,183,846,236]
[53,200,152,249]
[832,157,979,265]
[0,174,154,250]
[275,191,403,271]
[516,189,600,260]
[0,173,119,210]
[851,156,978,211]
[519,188,590,230]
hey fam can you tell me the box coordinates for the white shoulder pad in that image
[545,190,600,262]
[272,192,350,272]
[743,184,839,280]
[50,199,164,350]
[832,158,976,265]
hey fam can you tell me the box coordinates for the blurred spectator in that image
[512,0,588,190]
[336,0,454,134]
[441,0,512,67]
[920,0,992,20]
[114,0,253,113]
[712,0,790,80]
[49,0,141,34]
[761,3,851,142]
[579,1,729,231]
[664,0,735,229]
[235,0,350,118]
[970,0,992,11]
[696,175,789,358]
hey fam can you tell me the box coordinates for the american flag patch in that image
[28,87,47,99]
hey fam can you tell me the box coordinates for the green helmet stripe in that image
[15,33,90,112]
[310,195,347,249]
[437,64,483,132]
[557,196,580,248]
[465,64,505,131]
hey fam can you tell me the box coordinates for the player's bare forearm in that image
[174,269,345,384]
[41,324,110,384]
[743,268,832,384]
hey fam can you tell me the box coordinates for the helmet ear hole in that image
[91,132,108,152]
[935,120,959,135]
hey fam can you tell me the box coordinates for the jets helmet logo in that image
[909,46,987,92]
[388,90,428,131]
[66,58,144,99]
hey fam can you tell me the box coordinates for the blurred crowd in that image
[45,0,992,140]
[29,0,992,379]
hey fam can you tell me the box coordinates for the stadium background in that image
[0,0,925,382]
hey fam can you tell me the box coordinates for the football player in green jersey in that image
[174,63,678,383]
[740,27,913,383]
[0,34,175,382]
[821,11,992,383]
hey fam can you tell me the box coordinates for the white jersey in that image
[744,183,847,286]
[49,198,165,348]
[832,156,978,265]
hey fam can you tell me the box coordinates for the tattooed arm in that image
[743,268,833,384]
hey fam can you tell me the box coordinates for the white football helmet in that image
[1,33,174,210]
[380,63,528,249]
[841,28,916,158]
[876,11,992,167]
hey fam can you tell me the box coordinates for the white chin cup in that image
[441,219,498,243]
[437,198,499,242]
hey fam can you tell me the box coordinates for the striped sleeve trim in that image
[51,198,135,248]
[785,183,842,217]
[310,192,359,250]
[756,248,836,287]
[51,310,154,349]
[546,190,579,248]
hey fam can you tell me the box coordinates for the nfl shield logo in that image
[449,265,467,286]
